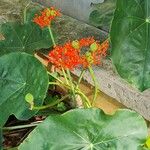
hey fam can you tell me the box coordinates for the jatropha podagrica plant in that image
[29,7,109,110]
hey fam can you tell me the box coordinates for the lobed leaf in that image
[111,0,150,91]
[0,21,53,56]
[0,52,49,126]
[19,108,147,150]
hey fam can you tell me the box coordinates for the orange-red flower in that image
[81,39,109,68]
[48,42,82,70]
[79,37,95,47]
[48,37,109,70]
[33,7,61,28]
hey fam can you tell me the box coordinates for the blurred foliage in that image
[89,0,116,32]
[111,0,150,91]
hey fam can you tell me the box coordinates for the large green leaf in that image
[110,0,150,91]
[19,108,147,150]
[0,21,53,56]
[89,0,116,31]
[0,52,49,126]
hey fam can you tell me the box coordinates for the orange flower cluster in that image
[33,7,61,28]
[81,39,109,68]
[79,37,95,47]
[48,42,81,70]
[48,37,109,70]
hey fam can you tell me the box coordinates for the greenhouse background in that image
[1,0,150,149]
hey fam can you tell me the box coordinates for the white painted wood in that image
[34,0,104,22]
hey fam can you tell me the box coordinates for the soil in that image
[3,116,40,149]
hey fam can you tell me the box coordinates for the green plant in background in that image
[89,0,116,32]
[111,0,150,91]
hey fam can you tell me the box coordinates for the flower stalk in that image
[32,95,69,110]
[48,25,56,47]
[23,2,30,24]
[66,69,76,102]
[61,67,69,85]
[3,122,41,131]
[88,66,98,106]
[75,70,86,90]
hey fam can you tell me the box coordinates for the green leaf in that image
[110,0,150,91]
[89,0,116,31]
[0,52,49,126]
[19,108,147,150]
[145,137,150,149]
[0,21,53,56]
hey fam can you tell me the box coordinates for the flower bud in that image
[46,8,51,17]
[50,10,56,16]
[90,42,98,52]
[72,40,80,49]
[85,52,91,57]
[85,52,94,64]
[25,93,34,110]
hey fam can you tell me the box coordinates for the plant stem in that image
[23,2,30,24]
[75,70,86,89]
[32,95,69,110]
[23,7,27,24]
[48,72,64,84]
[48,25,56,47]
[3,121,41,131]
[61,67,69,85]
[76,90,91,108]
[66,69,76,101]
[88,66,98,106]
[49,81,71,90]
